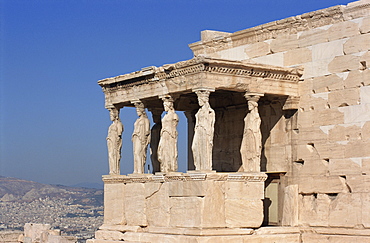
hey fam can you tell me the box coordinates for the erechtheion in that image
[88,0,370,242]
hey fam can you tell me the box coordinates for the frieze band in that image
[102,173,267,184]
[99,57,302,94]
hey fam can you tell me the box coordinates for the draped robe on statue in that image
[192,103,215,171]
[132,115,150,174]
[158,110,179,172]
[107,114,123,175]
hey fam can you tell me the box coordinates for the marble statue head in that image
[109,107,119,121]
[162,96,174,112]
[195,90,211,107]
[134,102,146,117]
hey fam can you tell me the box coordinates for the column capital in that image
[106,104,122,110]
[159,93,180,101]
[244,92,264,102]
[192,87,215,93]
[107,105,120,111]
[193,88,215,102]
[131,100,145,108]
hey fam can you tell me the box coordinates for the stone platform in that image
[87,226,370,243]
[88,172,267,242]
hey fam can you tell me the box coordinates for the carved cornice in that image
[344,1,370,18]
[190,2,370,54]
[231,5,345,43]
[102,172,268,184]
[189,5,347,53]
[98,57,302,94]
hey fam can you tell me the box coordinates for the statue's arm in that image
[107,124,113,140]
[146,120,151,144]
[118,122,124,136]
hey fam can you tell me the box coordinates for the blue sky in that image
[1,0,354,186]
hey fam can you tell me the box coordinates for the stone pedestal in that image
[88,172,267,242]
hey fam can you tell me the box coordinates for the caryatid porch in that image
[94,57,302,242]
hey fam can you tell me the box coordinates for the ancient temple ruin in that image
[88,0,370,242]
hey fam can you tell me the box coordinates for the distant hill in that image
[0,176,103,206]
[70,182,104,190]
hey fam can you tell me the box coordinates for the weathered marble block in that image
[100,173,266,236]
[103,182,125,225]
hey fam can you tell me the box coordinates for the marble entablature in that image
[98,56,302,109]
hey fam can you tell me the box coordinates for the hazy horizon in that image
[1,0,354,186]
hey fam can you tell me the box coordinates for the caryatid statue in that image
[107,107,124,175]
[191,89,215,171]
[149,109,163,173]
[240,93,263,172]
[158,96,179,173]
[132,102,151,174]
